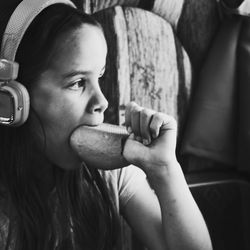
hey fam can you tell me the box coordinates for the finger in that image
[162,114,177,131]
[125,102,143,141]
[150,113,177,139]
[140,108,155,145]
[125,102,140,133]
[149,112,164,139]
[130,104,143,140]
[125,102,136,132]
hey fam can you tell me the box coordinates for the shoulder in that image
[99,165,146,190]
[99,166,148,210]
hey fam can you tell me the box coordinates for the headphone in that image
[0,0,76,126]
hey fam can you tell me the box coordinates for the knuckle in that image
[129,101,137,106]
[152,112,162,123]
[125,102,137,114]
[131,107,139,116]
[128,101,139,111]
[131,103,141,113]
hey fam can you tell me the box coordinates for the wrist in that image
[145,160,184,189]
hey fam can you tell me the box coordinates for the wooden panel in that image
[124,7,192,124]
[112,7,131,125]
[81,0,221,77]
[95,6,192,127]
[81,0,185,27]
[84,0,140,13]
[152,0,184,27]
[81,0,221,73]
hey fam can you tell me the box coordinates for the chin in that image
[49,153,82,170]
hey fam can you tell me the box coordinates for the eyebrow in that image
[62,70,90,79]
[62,66,106,79]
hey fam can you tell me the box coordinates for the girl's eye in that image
[68,78,86,91]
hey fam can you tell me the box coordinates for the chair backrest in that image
[79,0,221,163]
[94,6,191,125]
[76,1,222,249]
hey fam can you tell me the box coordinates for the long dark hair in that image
[0,4,120,250]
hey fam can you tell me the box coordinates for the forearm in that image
[123,104,212,249]
[147,162,213,250]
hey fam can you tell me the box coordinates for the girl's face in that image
[30,24,108,170]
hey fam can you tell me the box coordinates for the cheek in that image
[32,89,83,128]
[31,91,86,168]
[35,98,84,144]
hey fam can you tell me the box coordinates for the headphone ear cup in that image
[0,81,30,126]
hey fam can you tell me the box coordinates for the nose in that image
[88,85,108,114]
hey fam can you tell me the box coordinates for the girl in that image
[0,0,212,249]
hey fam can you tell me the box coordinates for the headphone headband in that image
[1,0,76,61]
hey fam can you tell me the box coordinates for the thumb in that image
[123,133,150,167]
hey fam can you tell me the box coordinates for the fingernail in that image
[129,133,135,139]
[152,132,157,139]
[143,139,149,146]
[127,126,132,134]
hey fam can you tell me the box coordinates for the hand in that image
[123,102,178,177]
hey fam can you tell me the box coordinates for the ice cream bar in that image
[70,123,130,170]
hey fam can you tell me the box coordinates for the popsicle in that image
[70,123,130,169]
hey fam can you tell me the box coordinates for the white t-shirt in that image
[100,165,147,213]
[0,165,148,249]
